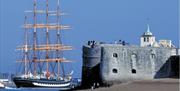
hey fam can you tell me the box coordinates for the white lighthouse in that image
[140,24,156,47]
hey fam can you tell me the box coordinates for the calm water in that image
[3,88,60,91]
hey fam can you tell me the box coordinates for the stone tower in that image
[140,24,156,47]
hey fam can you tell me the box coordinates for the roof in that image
[141,24,154,37]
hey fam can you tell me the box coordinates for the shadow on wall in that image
[81,64,101,88]
[154,56,179,78]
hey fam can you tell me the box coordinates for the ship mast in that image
[45,0,50,77]
[33,0,37,77]
[57,0,61,78]
[24,15,28,76]
[56,0,65,78]
[17,0,72,79]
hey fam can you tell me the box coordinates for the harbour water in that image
[3,87,60,91]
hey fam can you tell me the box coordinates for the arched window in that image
[147,37,149,42]
[132,69,136,74]
[151,54,155,59]
[144,37,146,42]
[113,53,118,58]
[150,50,156,59]
[112,68,118,73]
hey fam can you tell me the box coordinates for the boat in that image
[13,0,74,89]
[0,82,5,88]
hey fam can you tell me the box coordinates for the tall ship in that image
[13,0,73,89]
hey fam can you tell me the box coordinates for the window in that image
[113,53,118,58]
[144,37,146,42]
[151,54,155,59]
[150,50,156,59]
[112,69,118,73]
[147,37,149,42]
[132,69,136,74]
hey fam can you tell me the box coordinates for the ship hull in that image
[0,82,5,89]
[13,77,71,89]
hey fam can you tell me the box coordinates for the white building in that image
[140,24,174,48]
[140,24,156,47]
[159,40,173,47]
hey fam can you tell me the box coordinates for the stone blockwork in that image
[82,42,179,86]
[100,45,175,84]
[81,44,102,87]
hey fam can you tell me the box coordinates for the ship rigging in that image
[13,0,74,88]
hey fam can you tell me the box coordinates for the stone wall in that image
[81,45,101,87]
[100,45,175,84]
[82,43,178,86]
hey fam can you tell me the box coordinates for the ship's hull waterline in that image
[13,77,71,89]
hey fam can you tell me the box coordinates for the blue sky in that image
[0,0,179,78]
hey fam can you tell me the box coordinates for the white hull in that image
[32,82,71,88]
[0,83,5,88]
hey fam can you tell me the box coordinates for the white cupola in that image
[140,24,156,47]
